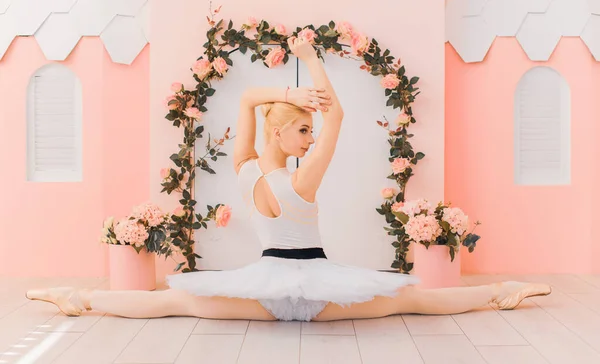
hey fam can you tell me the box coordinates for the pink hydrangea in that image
[114,218,149,247]
[442,207,469,235]
[399,198,433,217]
[405,214,442,244]
[132,202,166,227]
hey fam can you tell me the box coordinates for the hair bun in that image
[261,102,274,117]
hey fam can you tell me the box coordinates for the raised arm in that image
[233,87,285,174]
[288,37,344,200]
[233,86,331,174]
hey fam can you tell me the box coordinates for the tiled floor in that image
[1,275,600,363]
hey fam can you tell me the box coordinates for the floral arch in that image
[159,5,480,274]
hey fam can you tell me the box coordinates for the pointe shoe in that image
[25,287,85,317]
[492,281,552,310]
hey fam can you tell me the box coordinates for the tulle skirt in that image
[166,256,420,321]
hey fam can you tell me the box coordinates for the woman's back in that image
[238,158,322,250]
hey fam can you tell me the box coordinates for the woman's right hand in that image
[286,87,331,112]
[287,36,318,63]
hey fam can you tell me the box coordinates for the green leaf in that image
[329,21,335,29]
[206,88,216,96]
[393,211,409,224]
[391,261,401,269]
[410,76,419,85]
[183,189,191,200]
[415,152,425,160]
[174,262,185,272]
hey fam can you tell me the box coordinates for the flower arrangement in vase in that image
[390,198,481,261]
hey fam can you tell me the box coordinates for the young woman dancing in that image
[26,37,551,321]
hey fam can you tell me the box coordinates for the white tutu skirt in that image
[166,256,420,321]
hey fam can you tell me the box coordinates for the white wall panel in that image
[35,13,81,61]
[447,0,599,62]
[545,0,591,36]
[447,16,496,62]
[581,15,600,60]
[0,0,10,13]
[516,13,562,61]
[115,0,147,16]
[0,0,150,64]
[100,15,147,65]
[0,13,16,60]
[69,0,117,36]
[590,0,600,15]
[481,0,529,36]
[48,0,77,12]
[5,0,51,36]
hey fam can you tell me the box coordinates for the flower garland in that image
[161,3,479,274]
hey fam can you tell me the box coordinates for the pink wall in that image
[0,38,150,277]
[446,37,599,274]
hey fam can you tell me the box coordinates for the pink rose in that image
[391,202,404,212]
[391,158,410,174]
[170,82,183,93]
[298,28,317,44]
[192,59,212,79]
[215,205,232,227]
[351,32,369,54]
[184,107,202,120]
[381,187,396,199]
[265,47,286,68]
[274,24,287,35]
[245,16,258,29]
[164,95,179,110]
[212,57,228,76]
[381,74,400,89]
[395,112,411,126]
[336,21,354,38]
[160,168,170,179]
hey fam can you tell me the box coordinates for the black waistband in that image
[261,247,327,260]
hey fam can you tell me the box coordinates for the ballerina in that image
[26,36,551,321]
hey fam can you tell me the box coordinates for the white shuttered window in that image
[514,66,571,185]
[27,64,82,182]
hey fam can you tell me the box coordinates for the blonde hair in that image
[261,102,309,142]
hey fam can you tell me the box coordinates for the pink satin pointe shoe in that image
[25,287,89,317]
[492,281,552,310]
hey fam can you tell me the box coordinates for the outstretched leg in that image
[313,281,551,321]
[26,287,276,321]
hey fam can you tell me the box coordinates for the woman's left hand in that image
[286,87,331,112]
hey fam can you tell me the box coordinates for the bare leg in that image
[314,281,552,321]
[26,288,276,321]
